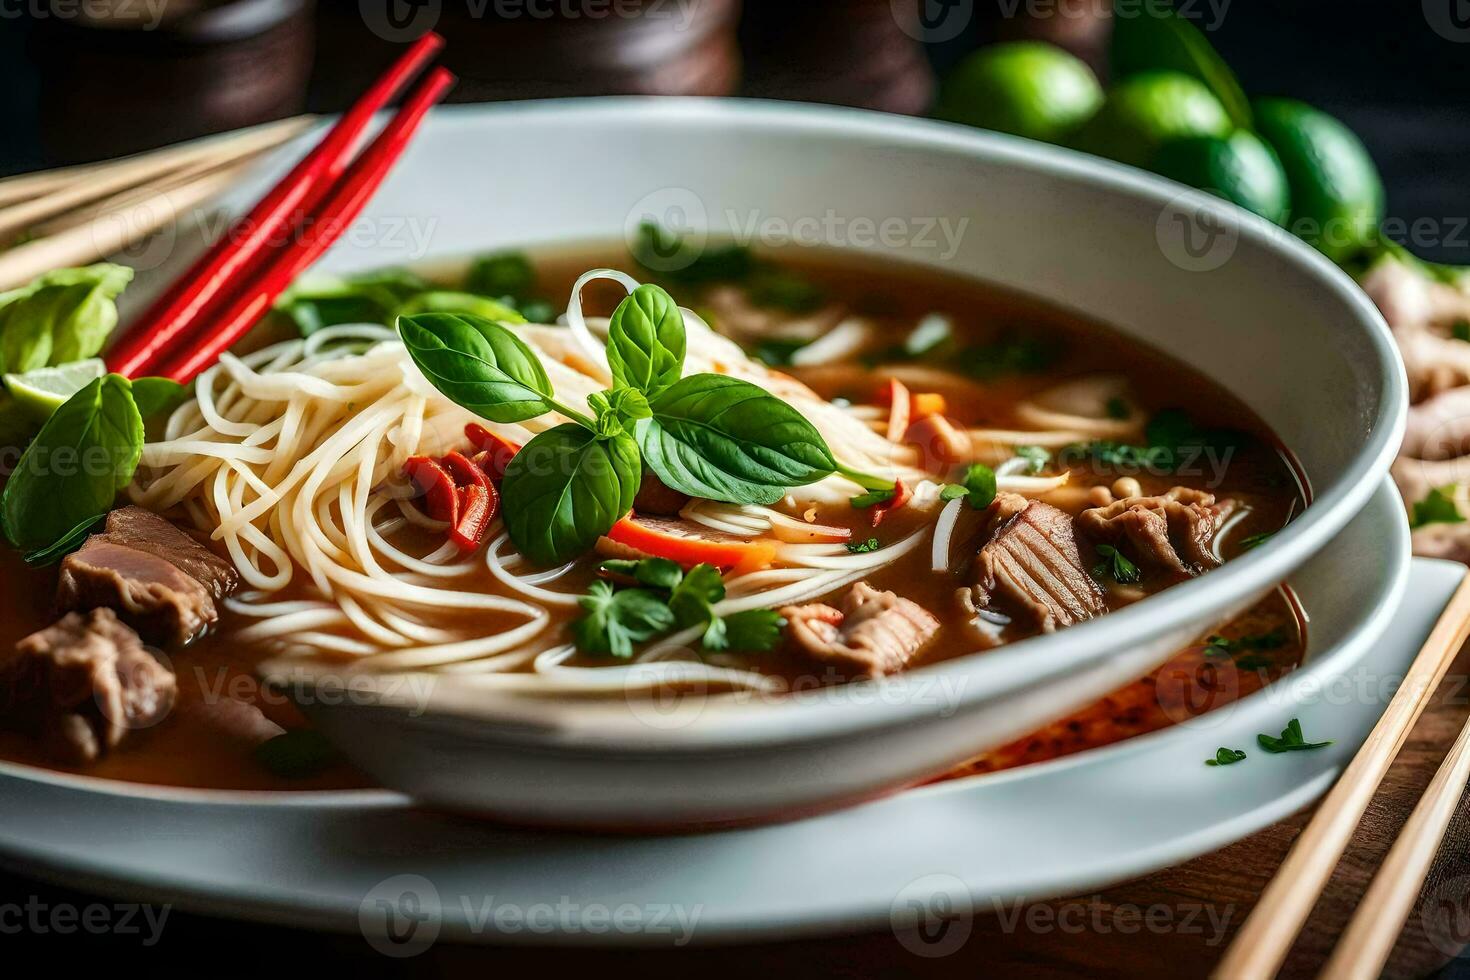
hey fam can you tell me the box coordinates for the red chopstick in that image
[150,67,456,384]
[106,32,444,379]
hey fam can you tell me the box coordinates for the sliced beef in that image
[57,506,239,646]
[1076,487,1233,578]
[968,500,1107,632]
[0,609,175,763]
[781,582,940,679]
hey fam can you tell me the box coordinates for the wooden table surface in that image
[7,645,1470,978]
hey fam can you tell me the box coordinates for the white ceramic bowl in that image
[272,99,1406,828]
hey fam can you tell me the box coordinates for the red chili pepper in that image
[404,455,459,525]
[441,451,489,492]
[449,482,498,551]
[869,478,911,527]
[464,423,521,483]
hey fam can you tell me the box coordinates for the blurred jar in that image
[739,0,933,115]
[314,0,742,108]
[35,0,314,165]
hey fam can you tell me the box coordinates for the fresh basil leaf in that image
[638,374,837,506]
[0,264,133,375]
[601,556,684,591]
[573,580,676,658]
[1110,3,1252,128]
[500,424,640,565]
[852,487,897,508]
[394,291,526,325]
[130,377,188,420]
[274,268,427,334]
[606,284,686,396]
[1,374,143,559]
[397,311,555,423]
[588,388,651,438]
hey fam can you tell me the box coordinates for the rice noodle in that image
[131,269,1113,697]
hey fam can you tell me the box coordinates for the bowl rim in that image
[277,97,1408,746]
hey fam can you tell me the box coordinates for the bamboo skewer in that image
[0,115,313,243]
[1214,575,1470,979]
[1319,708,1470,978]
[0,162,255,289]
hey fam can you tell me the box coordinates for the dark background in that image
[2,0,1468,261]
[5,2,1470,977]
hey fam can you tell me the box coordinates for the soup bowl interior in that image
[234,99,1409,820]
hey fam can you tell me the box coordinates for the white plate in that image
[0,482,1435,947]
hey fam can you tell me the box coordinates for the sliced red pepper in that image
[884,378,911,442]
[869,478,911,527]
[404,455,459,525]
[442,450,490,492]
[449,482,498,551]
[464,423,520,482]
[605,515,777,574]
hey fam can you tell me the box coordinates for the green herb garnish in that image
[1411,485,1465,529]
[955,333,1058,378]
[1239,531,1275,550]
[1092,544,1141,584]
[397,284,890,565]
[1204,629,1287,657]
[1014,445,1050,474]
[1205,747,1247,767]
[253,729,340,779]
[846,537,881,554]
[1257,718,1333,754]
[578,559,784,657]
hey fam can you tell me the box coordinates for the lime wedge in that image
[4,358,106,422]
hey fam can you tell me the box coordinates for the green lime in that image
[4,358,105,422]
[1152,131,1290,225]
[935,42,1103,144]
[1253,98,1384,263]
[1071,71,1232,169]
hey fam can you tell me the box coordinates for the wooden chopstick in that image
[0,163,253,290]
[107,31,446,379]
[0,116,312,241]
[1318,705,1470,978]
[1214,575,1470,979]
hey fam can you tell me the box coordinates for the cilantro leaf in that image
[573,581,676,658]
[846,537,881,554]
[1014,445,1050,474]
[1092,544,1141,584]
[1205,747,1247,767]
[1411,486,1465,529]
[709,609,786,652]
[1257,718,1333,753]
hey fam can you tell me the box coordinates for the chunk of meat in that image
[97,506,238,598]
[57,507,239,646]
[0,609,174,763]
[1076,487,1233,578]
[781,582,940,678]
[970,501,1107,632]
